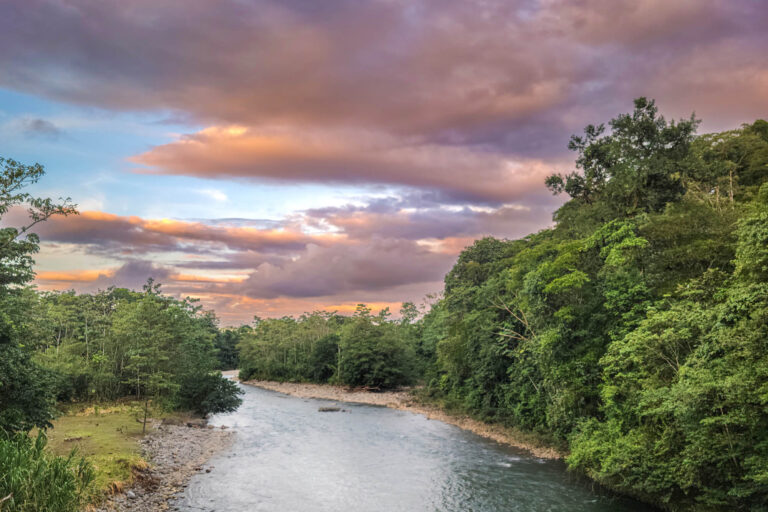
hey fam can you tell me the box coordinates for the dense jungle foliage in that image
[237,98,768,510]
[28,281,243,416]
[419,99,768,510]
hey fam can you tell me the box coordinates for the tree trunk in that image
[729,168,734,205]
[142,398,149,434]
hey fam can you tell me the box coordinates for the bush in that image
[0,344,57,433]
[0,431,94,511]
[177,372,243,417]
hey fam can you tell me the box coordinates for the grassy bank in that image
[45,403,158,496]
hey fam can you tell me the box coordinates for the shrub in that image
[0,431,94,511]
[177,372,243,417]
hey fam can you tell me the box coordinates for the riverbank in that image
[94,419,233,512]
[242,379,562,459]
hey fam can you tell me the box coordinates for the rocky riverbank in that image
[242,379,561,459]
[95,420,234,512]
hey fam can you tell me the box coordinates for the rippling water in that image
[174,383,649,511]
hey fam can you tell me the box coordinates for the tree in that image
[213,329,241,370]
[337,306,413,389]
[546,98,698,220]
[421,103,768,508]
[0,158,76,432]
[176,373,242,417]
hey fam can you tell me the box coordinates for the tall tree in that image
[0,158,76,432]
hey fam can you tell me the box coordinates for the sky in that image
[0,0,766,324]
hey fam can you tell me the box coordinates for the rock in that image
[126,490,137,499]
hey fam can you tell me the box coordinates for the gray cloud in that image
[20,117,63,139]
[233,239,456,299]
[1,0,763,156]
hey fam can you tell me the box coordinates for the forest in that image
[1,98,767,510]
[236,99,768,511]
[0,159,242,509]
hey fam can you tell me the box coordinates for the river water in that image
[174,383,649,511]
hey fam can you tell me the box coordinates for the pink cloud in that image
[131,126,561,203]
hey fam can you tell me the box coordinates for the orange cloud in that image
[35,209,340,255]
[182,291,415,324]
[131,126,558,203]
[36,269,116,282]
[168,273,247,284]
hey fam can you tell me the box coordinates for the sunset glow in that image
[1,0,765,323]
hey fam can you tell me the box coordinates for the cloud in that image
[1,0,763,151]
[233,238,455,299]
[540,0,729,47]
[0,0,573,144]
[33,210,334,255]
[19,117,63,139]
[26,196,551,321]
[131,125,561,203]
[5,0,765,321]
[180,281,443,324]
[36,261,172,292]
[198,189,228,202]
[300,199,556,241]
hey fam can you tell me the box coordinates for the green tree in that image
[546,97,698,222]
[0,158,76,432]
[337,305,413,389]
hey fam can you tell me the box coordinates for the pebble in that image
[94,422,234,512]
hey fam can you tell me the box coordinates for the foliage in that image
[237,306,421,389]
[177,373,243,417]
[419,102,768,510]
[0,343,57,433]
[0,159,76,433]
[213,328,244,370]
[545,97,697,220]
[337,305,414,389]
[29,283,243,417]
[0,431,94,512]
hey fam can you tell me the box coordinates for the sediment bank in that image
[242,379,562,460]
[96,421,234,512]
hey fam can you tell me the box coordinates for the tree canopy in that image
[422,101,768,510]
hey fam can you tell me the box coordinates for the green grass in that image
[45,403,152,494]
[0,432,94,512]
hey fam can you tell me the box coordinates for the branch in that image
[0,199,77,251]
[493,296,536,341]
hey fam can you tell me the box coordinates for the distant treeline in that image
[237,303,427,389]
[24,281,242,416]
[237,100,768,511]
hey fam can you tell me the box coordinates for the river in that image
[173,383,649,511]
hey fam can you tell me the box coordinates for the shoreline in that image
[95,420,234,512]
[242,379,562,460]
